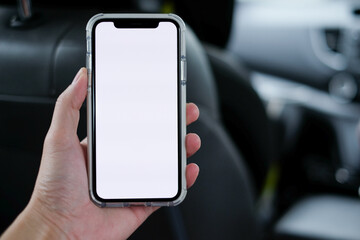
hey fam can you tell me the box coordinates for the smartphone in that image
[86,13,187,207]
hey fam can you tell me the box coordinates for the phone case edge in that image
[86,13,187,208]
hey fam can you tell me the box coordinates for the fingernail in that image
[72,68,83,85]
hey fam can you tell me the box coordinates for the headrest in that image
[0,7,220,121]
[186,27,220,120]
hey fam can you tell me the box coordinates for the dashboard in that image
[228,0,360,102]
[227,0,360,195]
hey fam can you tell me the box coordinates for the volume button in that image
[180,55,187,86]
[86,36,91,55]
[86,36,92,88]
[87,70,92,88]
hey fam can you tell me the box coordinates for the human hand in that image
[1,68,201,240]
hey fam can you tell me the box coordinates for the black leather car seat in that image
[204,44,275,193]
[0,6,259,239]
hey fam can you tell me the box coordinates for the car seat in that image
[0,5,260,240]
[204,44,276,193]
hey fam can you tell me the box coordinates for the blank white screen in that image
[95,21,178,199]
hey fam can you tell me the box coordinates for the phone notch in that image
[113,19,159,29]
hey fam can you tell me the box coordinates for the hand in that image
[1,68,201,240]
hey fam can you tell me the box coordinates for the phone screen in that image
[93,20,180,200]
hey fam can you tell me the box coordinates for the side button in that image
[180,55,187,86]
[86,36,91,55]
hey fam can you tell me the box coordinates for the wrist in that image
[1,200,69,240]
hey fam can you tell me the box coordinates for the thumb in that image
[46,68,88,143]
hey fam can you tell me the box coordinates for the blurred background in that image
[1,0,360,239]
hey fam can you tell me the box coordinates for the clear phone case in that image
[86,13,187,207]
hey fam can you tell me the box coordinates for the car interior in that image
[1,0,360,239]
